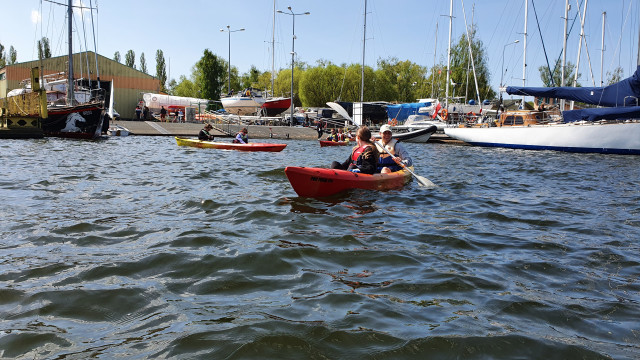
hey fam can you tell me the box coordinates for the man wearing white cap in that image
[375,124,413,174]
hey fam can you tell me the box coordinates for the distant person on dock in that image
[160,106,167,122]
[178,109,184,123]
[375,124,412,174]
[142,106,149,120]
[330,126,379,174]
[316,120,324,139]
[233,128,249,144]
[135,106,142,120]
[199,123,215,141]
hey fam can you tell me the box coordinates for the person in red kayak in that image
[233,128,249,144]
[330,126,380,174]
[375,124,413,174]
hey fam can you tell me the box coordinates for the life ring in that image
[390,118,398,126]
[440,109,449,120]
[468,112,476,117]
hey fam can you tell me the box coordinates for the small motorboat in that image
[175,137,287,152]
[107,125,130,137]
[284,166,413,197]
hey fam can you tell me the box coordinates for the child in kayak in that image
[233,128,249,144]
[330,126,380,174]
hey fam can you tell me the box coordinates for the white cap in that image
[380,124,392,134]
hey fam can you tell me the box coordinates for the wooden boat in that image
[319,140,350,147]
[284,166,413,197]
[175,137,287,152]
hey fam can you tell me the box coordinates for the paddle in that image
[326,101,435,188]
[375,140,435,188]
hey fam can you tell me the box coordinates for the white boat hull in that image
[220,96,265,116]
[444,121,640,155]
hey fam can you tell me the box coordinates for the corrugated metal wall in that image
[1,52,161,119]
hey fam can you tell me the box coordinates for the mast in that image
[445,0,453,109]
[460,0,481,106]
[431,21,438,98]
[560,0,569,111]
[600,11,606,86]
[90,0,100,89]
[522,0,528,87]
[360,0,367,103]
[67,0,74,106]
[571,0,588,110]
[271,0,276,96]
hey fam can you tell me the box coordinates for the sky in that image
[2,0,639,101]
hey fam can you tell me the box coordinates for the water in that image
[0,136,638,359]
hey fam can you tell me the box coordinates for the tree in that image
[37,37,51,60]
[0,43,5,68]
[139,52,148,74]
[194,49,225,101]
[114,51,121,63]
[446,26,495,101]
[538,58,579,87]
[274,66,307,107]
[606,66,624,85]
[155,49,167,92]
[241,65,261,89]
[172,75,199,97]
[299,60,346,107]
[377,57,427,102]
[9,46,17,64]
[125,50,136,68]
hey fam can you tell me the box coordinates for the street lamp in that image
[220,25,245,95]
[500,40,520,89]
[277,6,310,126]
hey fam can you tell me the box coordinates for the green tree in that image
[172,75,199,97]
[377,57,427,102]
[125,50,136,68]
[241,65,261,89]
[274,66,307,107]
[299,60,346,107]
[139,52,148,74]
[606,66,624,85]
[194,49,225,101]
[446,26,495,101]
[155,50,167,92]
[114,51,121,63]
[37,37,51,60]
[9,46,17,64]
[539,58,579,87]
[0,43,5,68]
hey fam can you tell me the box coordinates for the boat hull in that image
[43,102,105,139]
[175,137,287,152]
[220,96,265,115]
[261,97,291,116]
[319,140,350,147]
[389,125,437,143]
[284,166,413,197]
[444,122,640,155]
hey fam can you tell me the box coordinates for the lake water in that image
[0,136,638,359]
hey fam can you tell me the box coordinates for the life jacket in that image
[233,132,248,143]
[351,145,368,163]
[376,139,402,171]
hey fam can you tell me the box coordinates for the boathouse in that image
[0,51,161,119]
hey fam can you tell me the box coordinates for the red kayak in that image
[176,137,287,152]
[319,140,350,147]
[284,166,413,197]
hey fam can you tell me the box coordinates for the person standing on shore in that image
[135,106,142,120]
[316,120,324,139]
[160,106,167,122]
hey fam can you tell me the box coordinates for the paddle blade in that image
[415,175,436,188]
[326,102,353,123]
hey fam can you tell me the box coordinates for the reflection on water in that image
[0,137,638,359]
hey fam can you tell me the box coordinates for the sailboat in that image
[444,1,640,155]
[41,0,105,139]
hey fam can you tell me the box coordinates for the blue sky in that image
[2,0,639,100]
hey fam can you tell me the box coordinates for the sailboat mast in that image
[271,0,276,95]
[432,21,438,99]
[571,0,588,110]
[600,11,605,86]
[360,0,367,103]
[445,0,453,110]
[560,0,569,111]
[67,0,74,106]
[522,0,528,87]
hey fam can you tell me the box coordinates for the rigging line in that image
[551,0,583,83]
[531,0,555,86]
[573,0,595,86]
[89,0,100,88]
[80,2,92,89]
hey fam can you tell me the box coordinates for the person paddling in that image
[330,126,379,174]
[199,123,214,141]
[375,124,413,174]
[233,127,249,144]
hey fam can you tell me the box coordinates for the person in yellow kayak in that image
[198,123,214,141]
[233,127,249,144]
[330,126,380,174]
[375,124,413,174]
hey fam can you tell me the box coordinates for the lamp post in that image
[277,6,310,126]
[500,40,520,89]
[220,25,245,95]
